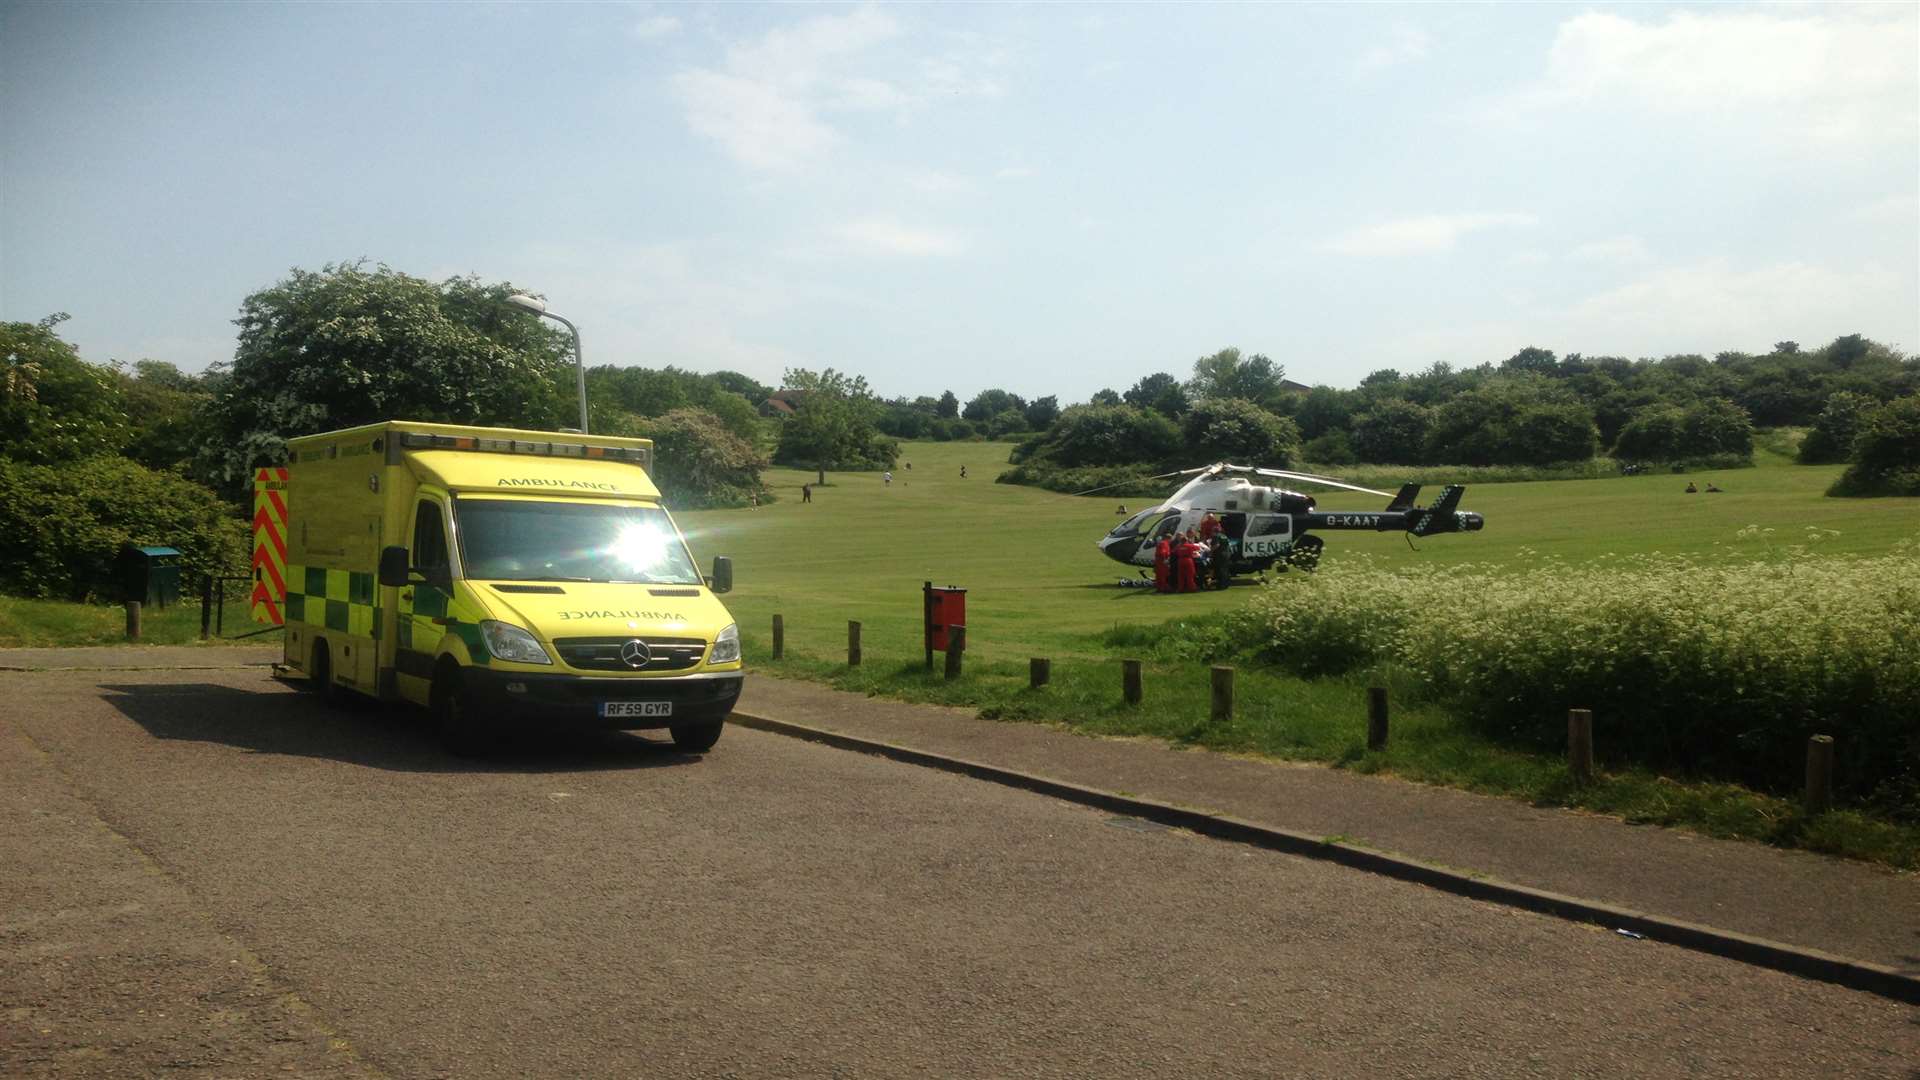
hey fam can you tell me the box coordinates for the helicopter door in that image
[1241,513,1292,559]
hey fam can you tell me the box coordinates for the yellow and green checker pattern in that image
[284,565,381,640]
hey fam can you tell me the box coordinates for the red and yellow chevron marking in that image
[251,467,289,625]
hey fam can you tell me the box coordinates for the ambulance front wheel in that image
[670,718,725,753]
[432,668,492,757]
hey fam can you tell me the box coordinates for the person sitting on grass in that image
[1705,482,1722,493]
[1685,481,1698,493]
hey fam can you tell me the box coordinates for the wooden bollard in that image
[1210,666,1234,722]
[125,600,142,641]
[772,614,784,660]
[944,625,966,680]
[847,620,862,667]
[1805,734,1834,814]
[1030,658,1050,689]
[1367,687,1389,751]
[200,577,213,640]
[1122,659,1143,705]
[1568,708,1595,784]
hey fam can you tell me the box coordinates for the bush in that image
[0,457,250,601]
[1016,403,1181,468]
[1830,395,1920,497]
[1425,379,1597,465]
[1301,430,1357,466]
[1350,398,1430,464]
[1236,543,1920,808]
[631,408,769,509]
[993,463,1173,499]
[1799,392,1876,464]
[1180,397,1300,465]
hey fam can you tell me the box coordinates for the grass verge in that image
[0,594,280,648]
[743,637,1920,870]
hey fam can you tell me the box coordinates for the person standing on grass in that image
[1209,531,1232,589]
[884,471,892,486]
[960,465,968,479]
[1154,533,1173,593]
[802,483,812,503]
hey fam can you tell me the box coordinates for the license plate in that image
[599,701,672,719]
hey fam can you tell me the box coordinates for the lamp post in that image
[505,293,588,434]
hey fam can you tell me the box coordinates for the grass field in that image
[678,439,1919,867]
[679,438,1917,668]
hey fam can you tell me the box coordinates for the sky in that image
[2,2,1915,403]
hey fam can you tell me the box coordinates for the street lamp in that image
[505,293,588,434]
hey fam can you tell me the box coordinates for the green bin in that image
[120,545,182,608]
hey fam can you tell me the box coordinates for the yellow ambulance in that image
[271,421,742,753]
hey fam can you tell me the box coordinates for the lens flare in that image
[609,522,673,573]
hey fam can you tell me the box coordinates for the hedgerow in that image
[1228,537,1920,814]
[0,457,250,601]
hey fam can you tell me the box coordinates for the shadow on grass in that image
[100,681,705,775]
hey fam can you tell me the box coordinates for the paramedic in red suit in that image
[1154,534,1173,593]
[1176,532,1201,593]
[1199,511,1220,542]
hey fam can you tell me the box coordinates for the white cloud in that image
[994,164,1033,180]
[670,7,1006,172]
[1567,235,1652,265]
[1381,257,1907,365]
[1560,259,1901,348]
[510,241,809,381]
[1509,8,1917,141]
[1322,212,1538,257]
[630,14,681,41]
[836,218,967,258]
[1846,193,1918,225]
[1355,23,1429,76]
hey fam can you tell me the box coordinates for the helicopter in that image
[1092,463,1483,577]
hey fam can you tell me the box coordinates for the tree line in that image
[6,261,1916,600]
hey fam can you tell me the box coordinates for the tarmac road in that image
[3,667,1915,1079]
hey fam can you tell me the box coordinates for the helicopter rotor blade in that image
[1070,470,1189,498]
[1248,468,1395,499]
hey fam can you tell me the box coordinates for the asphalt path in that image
[4,668,1915,1078]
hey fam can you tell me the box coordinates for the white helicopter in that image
[1092,463,1483,579]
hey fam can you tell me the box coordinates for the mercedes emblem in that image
[618,639,652,669]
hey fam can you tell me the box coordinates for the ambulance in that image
[266,421,742,753]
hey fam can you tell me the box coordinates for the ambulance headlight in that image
[480,620,552,665]
[709,623,740,665]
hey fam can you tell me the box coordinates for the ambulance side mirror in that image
[709,555,733,594]
[378,546,411,588]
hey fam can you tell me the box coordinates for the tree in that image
[963,388,1026,423]
[1612,405,1687,460]
[773,367,894,471]
[1502,346,1558,375]
[1350,398,1432,464]
[936,390,959,418]
[1023,394,1060,430]
[1123,372,1188,418]
[119,359,213,471]
[1089,388,1122,406]
[1425,378,1597,465]
[1,315,129,465]
[1800,391,1878,464]
[1181,398,1300,465]
[202,263,571,492]
[1187,347,1285,407]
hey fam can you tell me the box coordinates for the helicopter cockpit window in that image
[1108,509,1183,540]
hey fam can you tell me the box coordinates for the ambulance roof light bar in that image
[397,431,649,464]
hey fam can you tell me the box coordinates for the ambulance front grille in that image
[553,636,706,672]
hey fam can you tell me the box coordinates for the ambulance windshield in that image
[456,499,701,585]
